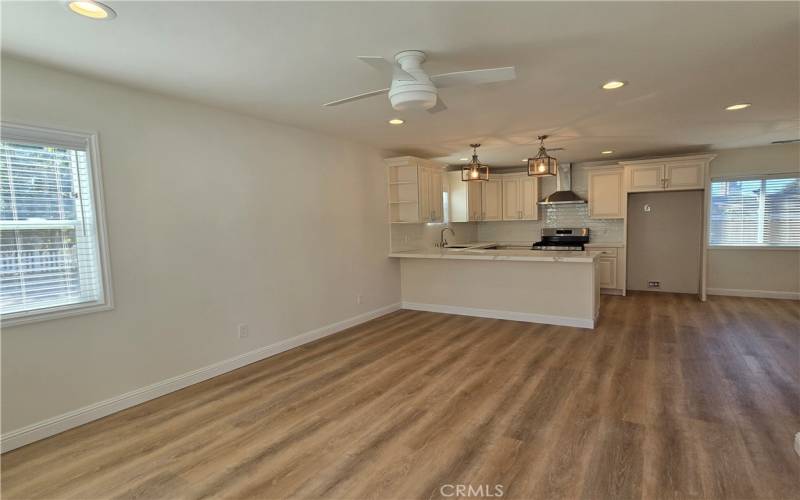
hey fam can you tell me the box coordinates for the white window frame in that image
[707,172,800,251]
[1,122,114,327]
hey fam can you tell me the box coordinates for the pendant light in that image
[461,144,490,182]
[527,135,558,177]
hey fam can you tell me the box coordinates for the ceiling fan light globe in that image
[389,89,437,110]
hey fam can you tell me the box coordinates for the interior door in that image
[502,178,520,220]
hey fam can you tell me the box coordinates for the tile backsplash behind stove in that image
[476,204,624,244]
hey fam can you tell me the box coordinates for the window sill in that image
[1,301,114,328]
[707,245,800,252]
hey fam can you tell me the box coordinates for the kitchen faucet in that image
[439,226,455,247]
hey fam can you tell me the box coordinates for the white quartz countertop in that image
[389,245,598,263]
[584,242,625,248]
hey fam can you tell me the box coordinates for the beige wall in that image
[0,58,400,433]
[707,143,800,296]
[627,191,704,293]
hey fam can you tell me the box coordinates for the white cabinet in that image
[502,175,539,220]
[385,156,444,223]
[588,246,625,293]
[597,257,617,289]
[482,179,503,221]
[587,168,624,219]
[467,182,483,221]
[665,160,705,190]
[622,155,712,193]
[626,164,666,192]
[465,178,503,221]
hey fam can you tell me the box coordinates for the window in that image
[1,124,112,325]
[709,175,800,247]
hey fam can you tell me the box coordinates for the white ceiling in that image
[2,1,798,166]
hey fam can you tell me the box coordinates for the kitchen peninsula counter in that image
[391,245,600,329]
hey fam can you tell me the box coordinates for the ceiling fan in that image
[323,50,516,113]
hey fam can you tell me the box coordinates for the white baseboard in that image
[401,301,595,329]
[0,302,401,453]
[707,288,800,300]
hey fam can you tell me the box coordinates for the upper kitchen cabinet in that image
[502,174,539,220]
[482,179,503,221]
[459,177,502,221]
[385,156,445,223]
[587,168,624,219]
[621,154,715,193]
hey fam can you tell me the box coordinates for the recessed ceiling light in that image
[66,0,116,20]
[521,158,528,162]
[459,158,469,161]
[601,80,626,90]
[388,118,404,125]
[601,150,614,155]
[725,103,751,111]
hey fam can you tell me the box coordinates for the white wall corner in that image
[0,302,401,453]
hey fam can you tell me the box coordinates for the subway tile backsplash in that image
[476,204,624,244]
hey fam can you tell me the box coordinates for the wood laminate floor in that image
[2,293,799,500]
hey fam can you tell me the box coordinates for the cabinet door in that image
[520,176,539,220]
[417,167,431,222]
[482,179,503,221]
[467,182,483,221]
[588,169,624,218]
[597,257,617,289]
[429,168,444,222]
[502,178,520,220]
[665,161,705,190]
[626,164,665,192]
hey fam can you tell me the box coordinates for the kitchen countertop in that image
[584,242,625,248]
[389,245,598,263]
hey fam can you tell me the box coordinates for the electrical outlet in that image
[356,294,363,304]
[648,281,660,288]
[237,324,249,339]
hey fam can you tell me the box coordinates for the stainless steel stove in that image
[531,228,590,251]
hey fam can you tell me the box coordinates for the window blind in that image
[709,175,800,247]
[1,139,105,316]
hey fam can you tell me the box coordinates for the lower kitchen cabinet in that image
[597,256,617,289]
[589,246,626,294]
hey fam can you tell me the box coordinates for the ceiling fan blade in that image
[427,96,447,114]
[430,66,516,88]
[323,88,389,107]
[548,147,566,151]
[357,56,415,81]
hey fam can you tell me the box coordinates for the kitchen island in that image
[390,245,600,329]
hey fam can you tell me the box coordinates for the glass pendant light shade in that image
[461,144,490,181]
[528,135,558,177]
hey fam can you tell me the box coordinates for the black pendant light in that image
[461,144,490,182]
[527,135,558,177]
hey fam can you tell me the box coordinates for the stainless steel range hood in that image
[538,162,586,205]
